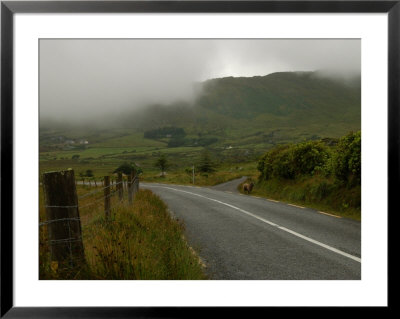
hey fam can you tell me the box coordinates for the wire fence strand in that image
[78,181,123,199]
[78,188,119,210]
[39,217,81,227]
[40,174,139,252]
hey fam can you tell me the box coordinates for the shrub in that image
[272,146,295,179]
[258,145,290,180]
[257,141,329,180]
[291,141,329,176]
[333,131,361,186]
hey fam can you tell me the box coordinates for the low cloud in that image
[40,39,360,123]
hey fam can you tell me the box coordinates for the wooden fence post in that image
[104,176,110,220]
[117,172,123,201]
[42,169,85,267]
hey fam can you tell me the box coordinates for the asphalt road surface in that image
[142,178,361,280]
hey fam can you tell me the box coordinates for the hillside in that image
[117,71,361,145]
[197,71,360,120]
[39,71,361,173]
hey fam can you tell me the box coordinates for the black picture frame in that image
[1,1,396,317]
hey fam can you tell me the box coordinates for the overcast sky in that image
[40,39,360,121]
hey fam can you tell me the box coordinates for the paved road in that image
[142,179,361,280]
[211,176,248,193]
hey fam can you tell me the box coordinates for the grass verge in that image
[39,187,206,279]
[238,176,361,221]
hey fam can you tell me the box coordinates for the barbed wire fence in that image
[39,169,140,270]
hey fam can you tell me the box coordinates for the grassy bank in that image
[239,176,361,220]
[39,187,206,279]
[141,162,257,187]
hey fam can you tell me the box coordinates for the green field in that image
[40,71,361,189]
[39,126,261,183]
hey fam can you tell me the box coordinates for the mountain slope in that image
[196,72,360,122]
[119,71,360,143]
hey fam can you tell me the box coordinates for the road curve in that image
[142,179,361,280]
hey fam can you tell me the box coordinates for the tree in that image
[114,162,134,175]
[198,150,216,173]
[85,169,94,178]
[79,172,85,183]
[154,154,169,177]
[113,162,143,176]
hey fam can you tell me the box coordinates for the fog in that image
[40,39,360,122]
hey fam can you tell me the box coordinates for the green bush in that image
[332,131,361,186]
[273,146,295,179]
[258,145,291,180]
[291,141,329,176]
[257,141,329,180]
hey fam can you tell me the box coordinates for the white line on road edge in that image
[288,203,305,209]
[319,211,342,218]
[149,185,361,264]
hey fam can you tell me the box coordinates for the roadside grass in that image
[238,175,361,221]
[142,162,258,187]
[39,186,206,280]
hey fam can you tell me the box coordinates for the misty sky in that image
[40,39,360,121]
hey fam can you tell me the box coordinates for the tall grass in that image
[239,175,361,220]
[39,186,206,279]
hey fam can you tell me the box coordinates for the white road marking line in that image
[267,198,279,202]
[288,203,305,209]
[149,185,361,263]
[319,211,342,218]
